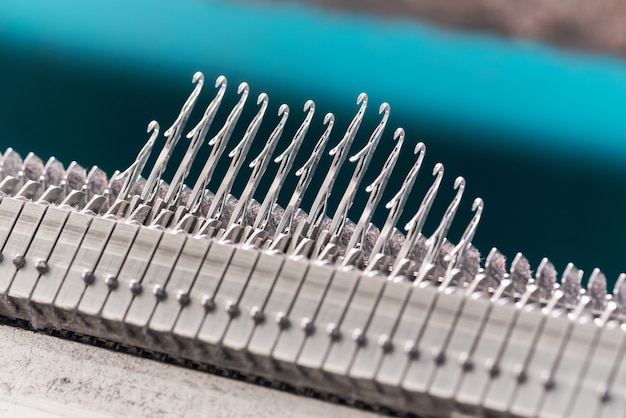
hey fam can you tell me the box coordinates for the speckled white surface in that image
[0,324,380,418]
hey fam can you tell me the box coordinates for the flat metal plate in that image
[567,323,625,418]
[7,206,69,306]
[196,246,259,350]
[375,284,438,400]
[29,211,91,325]
[246,257,309,373]
[322,273,385,389]
[149,235,211,352]
[172,239,230,360]
[99,227,163,327]
[402,288,465,414]
[296,268,360,386]
[124,232,187,330]
[536,318,598,418]
[427,292,491,414]
[453,300,517,415]
[78,222,140,323]
[349,280,411,397]
[508,312,572,417]
[54,217,115,315]
[0,202,47,294]
[220,251,284,366]
[272,262,334,382]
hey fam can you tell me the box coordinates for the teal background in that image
[2,0,626,284]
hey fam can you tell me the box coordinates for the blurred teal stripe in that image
[2,0,626,165]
